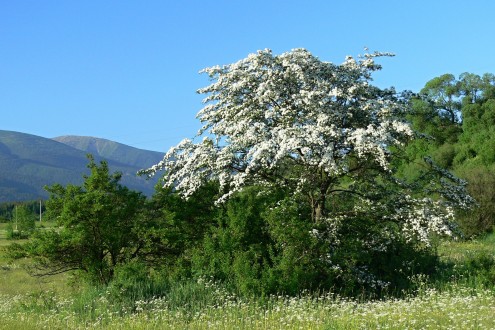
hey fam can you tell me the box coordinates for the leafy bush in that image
[106,261,169,307]
[455,166,495,237]
[186,187,440,298]
[9,156,152,285]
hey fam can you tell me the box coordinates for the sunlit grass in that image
[0,284,494,329]
[0,223,8,246]
[0,233,70,296]
[438,234,495,263]
[0,252,69,296]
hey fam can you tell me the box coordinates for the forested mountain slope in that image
[0,130,162,202]
[53,135,163,168]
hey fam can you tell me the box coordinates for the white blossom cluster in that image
[391,196,456,245]
[354,265,391,289]
[145,49,411,196]
[143,48,471,245]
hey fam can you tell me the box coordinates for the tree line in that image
[404,72,495,236]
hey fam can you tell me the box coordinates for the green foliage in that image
[7,70,495,300]
[147,181,219,279]
[454,166,495,237]
[3,234,495,329]
[405,97,461,165]
[6,205,36,239]
[0,201,48,241]
[189,186,278,295]
[4,62,495,324]
[402,72,495,237]
[420,73,461,124]
[185,186,439,298]
[262,195,320,295]
[431,143,456,168]
[105,261,169,308]
[12,155,150,285]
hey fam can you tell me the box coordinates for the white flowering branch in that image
[142,48,472,245]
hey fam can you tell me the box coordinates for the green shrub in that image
[107,261,167,303]
[455,165,495,237]
[187,187,440,298]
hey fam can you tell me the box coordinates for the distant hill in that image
[53,135,164,168]
[0,130,164,202]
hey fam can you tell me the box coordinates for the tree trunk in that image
[313,195,327,223]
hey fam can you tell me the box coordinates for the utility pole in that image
[39,200,42,223]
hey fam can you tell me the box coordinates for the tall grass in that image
[0,282,494,329]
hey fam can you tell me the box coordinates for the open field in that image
[0,221,69,297]
[0,232,494,329]
[0,223,8,243]
[438,234,495,262]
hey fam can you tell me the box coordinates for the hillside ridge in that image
[0,130,163,202]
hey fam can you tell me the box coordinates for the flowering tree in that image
[144,49,472,246]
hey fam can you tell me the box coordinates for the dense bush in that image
[455,166,495,237]
[183,186,439,297]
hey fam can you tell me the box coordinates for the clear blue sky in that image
[2,0,494,152]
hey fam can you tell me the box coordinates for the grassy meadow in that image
[1,222,495,329]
